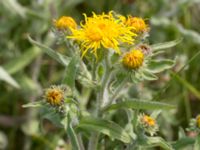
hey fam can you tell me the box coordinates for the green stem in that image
[183,89,191,123]
[133,110,139,132]
[88,133,100,150]
[92,57,96,81]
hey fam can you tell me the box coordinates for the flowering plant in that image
[24,11,182,150]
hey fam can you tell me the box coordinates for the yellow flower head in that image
[142,115,156,127]
[125,16,149,33]
[68,12,136,58]
[54,16,77,30]
[44,86,64,106]
[196,115,200,128]
[122,49,144,69]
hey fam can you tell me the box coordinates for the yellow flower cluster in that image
[122,49,144,69]
[44,86,64,106]
[55,12,149,69]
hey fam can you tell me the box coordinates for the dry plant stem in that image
[88,55,111,150]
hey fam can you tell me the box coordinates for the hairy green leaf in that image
[63,55,79,89]
[151,38,182,51]
[142,69,158,80]
[172,137,195,149]
[28,36,70,66]
[67,115,81,150]
[77,117,131,143]
[105,99,175,111]
[148,59,175,73]
[22,101,43,108]
[145,137,173,150]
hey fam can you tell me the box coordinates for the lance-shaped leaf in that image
[144,137,173,150]
[28,36,70,66]
[67,114,81,150]
[151,38,182,51]
[77,117,131,143]
[63,55,79,90]
[105,99,175,111]
[172,137,195,150]
[148,59,175,73]
[0,66,20,88]
[142,69,158,81]
[22,101,43,108]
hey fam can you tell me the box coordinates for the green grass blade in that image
[172,72,200,99]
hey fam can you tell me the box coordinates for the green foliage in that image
[78,117,131,143]
[1,0,200,149]
[104,99,175,111]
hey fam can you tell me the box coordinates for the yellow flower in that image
[142,115,156,127]
[54,16,77,30]
[68,12,136,58]
[122,49,144,69]
[44,86,64,106]
[125,16,149,33]
[196,115,200,128]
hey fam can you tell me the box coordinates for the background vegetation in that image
[0,0,200,149]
